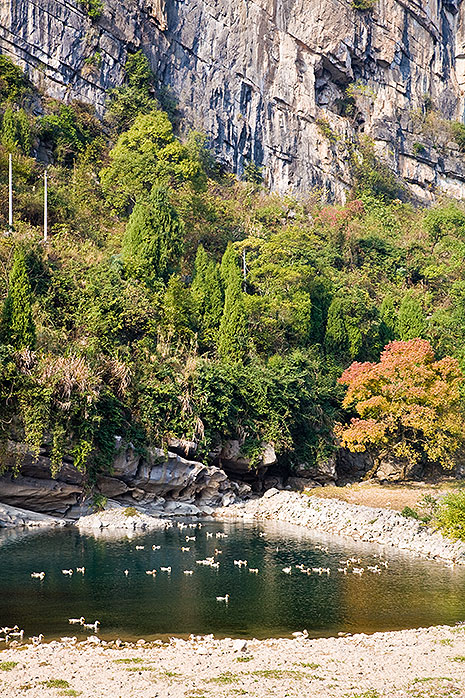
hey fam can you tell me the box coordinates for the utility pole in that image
[43,168,48,243]
[8,152,13,235]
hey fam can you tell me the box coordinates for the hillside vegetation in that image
[1,52,465,483]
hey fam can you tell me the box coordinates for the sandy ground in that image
[309,479,465,512]
[1,624,465,698]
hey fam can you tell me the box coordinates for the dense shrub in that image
[100,111,206,212]
[436,491,465,541]
[77,0,104,20]
[108,51,157,132]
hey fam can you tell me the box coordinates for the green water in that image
[1,520,464,641]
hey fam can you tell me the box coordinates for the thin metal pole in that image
[242,247,247,291]
[8,153,13,234]
[43,169,48,243]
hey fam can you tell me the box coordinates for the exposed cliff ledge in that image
[1,0,465,200]
[0,441,251,518]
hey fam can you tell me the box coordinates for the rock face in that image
[0,442,249,517]
[1,0,465,200]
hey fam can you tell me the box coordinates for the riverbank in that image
[1,624,464,697]
[3,485,465,564]
[217,489,465,565]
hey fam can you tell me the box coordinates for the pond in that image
[1,520,464,641]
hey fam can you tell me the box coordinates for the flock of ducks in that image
[0,626,24,643]
[31,567,86,580]
[68,618,100,632]
[11,521,394,645]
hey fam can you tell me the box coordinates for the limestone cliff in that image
[1,0,465,200]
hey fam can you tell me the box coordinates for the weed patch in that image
[0,661,18,671]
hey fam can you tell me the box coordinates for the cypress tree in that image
[122,186,184,286]
[192,244,223,350]
[220,241,239,286]
[325,289,380,360]
[398,291,425,340]
[218,244,248,362]
[324,295,348,355]
[379,293,398,345]
[2,248,36,349]
[163,275,195,343]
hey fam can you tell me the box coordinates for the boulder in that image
[96,475,129,498]
[294,457,337,484]
[111,443,141,482]
[336,449,374,482]
[219,440,276,481]
[375,456,422,482]
[263,476,284,490]
[162,501,201,516]
[4,441,86,486]
[126,448,238,507]
[263,487,280,499]
[167,437,198,459]
[286,477,320,491]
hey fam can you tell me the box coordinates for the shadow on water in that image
[1,519,464,642]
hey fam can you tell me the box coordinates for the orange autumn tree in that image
[336,339,465,469]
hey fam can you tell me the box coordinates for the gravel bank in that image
[217,489,465,564]
[1,625,464,698]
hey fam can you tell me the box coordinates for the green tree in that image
[379,293,398,344]
[192,245,223,350]
[1,107,31,153]
[0,56,28,102]
[108,51,156,132]
[163,275,195,343]
[122,187,184,286]
[397,291,425,340]
[325,288,380,361]
[39,102,97,165]
[100,111,206,213]
[1,248,36,349]
[218,244,248,362]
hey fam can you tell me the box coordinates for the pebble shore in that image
[1,624,465,697]
[217,489,465,564]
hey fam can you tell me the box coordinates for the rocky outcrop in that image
[1,1,465,200]
[0,501,66,528]
[0,442,250,518]
[0,473,82,515]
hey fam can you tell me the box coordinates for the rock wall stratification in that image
[1,0,465,199]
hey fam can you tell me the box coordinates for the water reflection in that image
[0,520,464,641]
